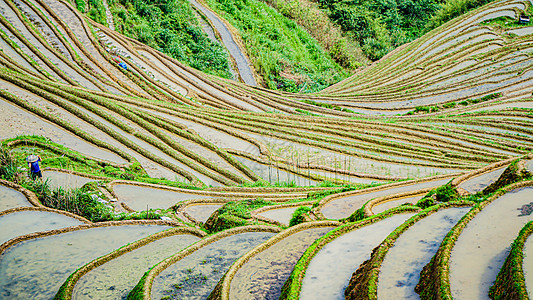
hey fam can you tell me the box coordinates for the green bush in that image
[87,0,107,25]
[0,145,17,181]
[289,206,311,226]
[417,184,459,208]
[204,198,274,232]
[417,196,437,209]
[319,0,441,60]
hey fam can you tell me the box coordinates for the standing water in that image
[377,207,470,299]
[229,226,334,300]
[151,231,274,299]
[0,185,31,212]
[72,234,200,299]
[0,210,84,244]
[449,187,533,299]
[299,213,415,299]
[0,225,171,299]
[112,184,206,211]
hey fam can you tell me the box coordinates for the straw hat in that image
[26,155,39,163]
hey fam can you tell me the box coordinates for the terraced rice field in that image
[1,0,533,299]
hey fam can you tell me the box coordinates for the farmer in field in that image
[27,154,42,180]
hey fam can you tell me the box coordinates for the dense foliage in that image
[204,0,348,92]
[106,0,233,78]
[289,206,312,226]
[317,0,441,60]
[317,0,496,60]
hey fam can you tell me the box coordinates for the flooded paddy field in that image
[299,213,415,299]
[0,0,532,298]
[256,206,304,225]
[229,226,334,299]
[0,185,31,212]
[0,225,172,299]
[182,203,223,222]
[72,233,200,300]
[0,210,85,244]
[151,231,274,299]
[320,178,450,219]
[377,207,470,299]
[449,187,533,299]
[42,170,96,190]
[112,184,208,211]
[457,166,507,194]
[371,195,423,215]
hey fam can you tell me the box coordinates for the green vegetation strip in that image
[344,201,474,299]
[127,225,281,300]
[278,206,420,300]
[54,226,206,300]
[415,180,533,299]
[488,221,533,300]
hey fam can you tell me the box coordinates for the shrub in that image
[204,198,274,232]
[418,184,459,208]
[425,0,495,32]
[204,0,348,91]
[289,206,312,226]
[27,180,114,222]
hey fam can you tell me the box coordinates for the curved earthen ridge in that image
[364,188,433,217]
[5,138,131,168]
[129,225,282,300]
[44,168,113,181]
[54,226,206,299]
[451,154,532,187]
[0,206,91,224]
[251,201,316,226]
[108,180,308,200]
[415,179,533,299]
[0,178,43,207]
[314,173,459,217]
[0,219,183,256]
[208,220,341,300]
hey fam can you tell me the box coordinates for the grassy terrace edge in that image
[277,206,421,300]
[488,220,533,300]
[415,179,533,299]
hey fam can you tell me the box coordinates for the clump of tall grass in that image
[289,206,311,226]
[0,145,18,182]
[26,179,114,222]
